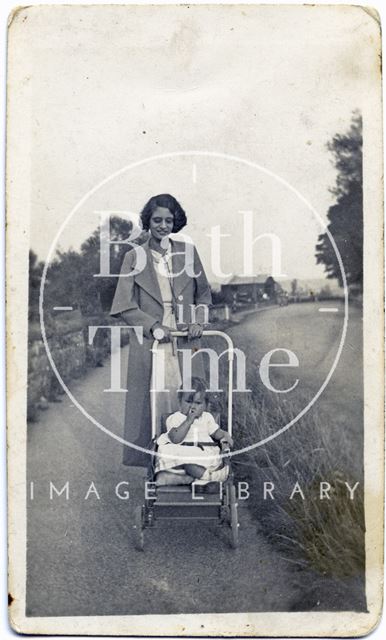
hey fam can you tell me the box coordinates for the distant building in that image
[220,274,282,305]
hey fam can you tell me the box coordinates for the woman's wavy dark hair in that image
[140,194,187,233]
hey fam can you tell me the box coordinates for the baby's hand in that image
[220,433,233,448]
[188,406,202,420]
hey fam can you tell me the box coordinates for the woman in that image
[110,194,212,466]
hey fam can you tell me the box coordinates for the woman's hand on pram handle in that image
[151,322,172,343]
[187,323,203,340]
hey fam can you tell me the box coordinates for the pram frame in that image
[133,330,240,550]
[150,329,235,440]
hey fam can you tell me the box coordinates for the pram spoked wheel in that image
[133,505,145,551]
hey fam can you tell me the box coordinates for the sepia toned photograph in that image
[6,3,384,636]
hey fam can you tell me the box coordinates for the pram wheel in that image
[133,505,145,551]
[229,484,239,549]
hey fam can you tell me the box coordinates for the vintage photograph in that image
[6,4,383,636]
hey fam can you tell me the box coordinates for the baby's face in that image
[180,391,206,418]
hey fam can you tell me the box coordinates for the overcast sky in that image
[23,4,375,282]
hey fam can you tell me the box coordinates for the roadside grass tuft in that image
[231,386,365,580]
[202,334,365,582]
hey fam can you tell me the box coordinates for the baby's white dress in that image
[155,411,222,474]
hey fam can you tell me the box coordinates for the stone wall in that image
[27,312,129,422]
[27,306,233,422]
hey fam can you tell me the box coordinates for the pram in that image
[133,330,240,550]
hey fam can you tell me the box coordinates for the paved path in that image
[228,300,362,449]
[26,301,361,616]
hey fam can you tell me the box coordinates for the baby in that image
[155,377,233,483]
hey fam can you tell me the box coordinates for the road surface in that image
[26,301,362,616]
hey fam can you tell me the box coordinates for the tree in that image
[28,250,44,321]
[315,112,363,288]
[291,279,298,296]
[319,284,332,300]
[30,216,149,319]
[79,216,148,312]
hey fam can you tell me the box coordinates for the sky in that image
[21,4,375,282]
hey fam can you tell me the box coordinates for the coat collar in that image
[134,237,192,304]
[169,239,193,297]
[134,239,162,306]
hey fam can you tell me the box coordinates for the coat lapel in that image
[134,238,191,304]
[134,239,163,306]
[170,240,192,297]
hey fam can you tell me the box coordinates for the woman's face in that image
[149,206,174,240]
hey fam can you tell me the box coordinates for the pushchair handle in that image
[150,329,234,438]
[170,329,234,360]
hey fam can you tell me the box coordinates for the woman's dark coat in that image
[110,238,212,466]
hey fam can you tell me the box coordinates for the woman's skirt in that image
[150,303,182,427]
